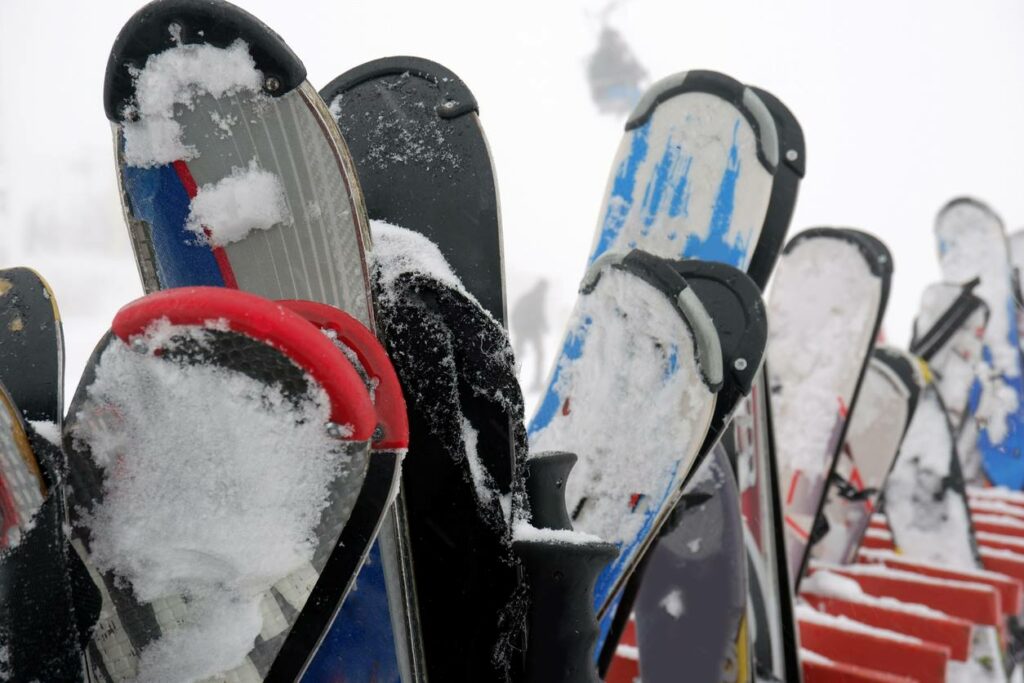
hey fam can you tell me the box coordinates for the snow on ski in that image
[813,348,921,565]
[935,198,1024,488]
[767,228,892,586]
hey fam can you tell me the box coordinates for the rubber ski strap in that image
[909,277,984,361]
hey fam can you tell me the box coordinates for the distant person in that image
[512,279,550,391]
[586,26,648,115]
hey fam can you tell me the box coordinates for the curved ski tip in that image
[784,227,893,279]
[320,55,478,120]
[104,0,306,122]
[627,70,778,172]
[748,85,805,178]
[935,196,1004,232]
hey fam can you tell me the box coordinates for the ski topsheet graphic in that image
[321,58,524,682]
[934,198,1024,488]
[766,228,892,586]
[63,288,379,682]
[813,348,920,565]
[531,249,722,616]
[103,1,403,677]
[884,376,982,570]
[634,450,750,683]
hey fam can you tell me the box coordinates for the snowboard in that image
[767,228,892,586]
[63,287,379,682]
[884,374,982,570]
[934,198,1024,488]
[911,280,989,482]
[812,347,921,565]
[530,69,783,619]
[0,267,100,680]
[321,57,526,681]
[103,1,403,677]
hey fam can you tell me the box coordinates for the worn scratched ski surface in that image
[321,57,523,681]
[634,450,750,683]
[767,228,891,587]
[103,1,400,678]
[935,198,1024,488]
[884,376,982,570]
[530,70,779,620]
[813,348,920,565]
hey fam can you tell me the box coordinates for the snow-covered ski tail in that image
[885,371,983,570]
[529,249,722,618]
[934,198,1024,488]
[767,228,892,588]
[813,347,921,565]
[321,58,519,682]
[63,287,378,682]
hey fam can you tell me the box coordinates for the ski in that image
[934,197,1024,488]
[884,372,982,570]
[767,227,892,587]
[63,287,379,681]
[812,347,921,565]
[102,0,402,676]
[320,57,525,681]
[0,267,99,680]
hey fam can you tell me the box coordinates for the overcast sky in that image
[2,0,1024,407]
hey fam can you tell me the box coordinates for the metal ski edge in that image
[626,70,779,174]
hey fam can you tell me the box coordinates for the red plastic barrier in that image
[860,527,897,551]
[800,593,971,661]
[973,513,1024,539]
[981,547,1024,595]
[798,617,947,683]
[605,645,638,683]
[802,657,918,683]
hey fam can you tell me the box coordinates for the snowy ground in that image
[3,1,1024,415]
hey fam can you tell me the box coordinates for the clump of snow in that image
[185,159,291,246]
[27,418,60,446]
[659,588,685,618]
[69,322,359,680]
[767,234,882,574]
[122,40,263,167]
[795,603,924,644]
[511,519,602,545]
[885,385,979,569]
[529,264,714,551]
[370,220,474,306]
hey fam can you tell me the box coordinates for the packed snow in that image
[122,39,263,167]
[370,220,476,306]
[885,384,979,569]
[511,519,603,545]
[795,603,924,644]
[802,569,952,619]
[185,159,291,246]
[68,321,363,681]
[27,418,60,446]
[529,262,715,551]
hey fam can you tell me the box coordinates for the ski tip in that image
[112,287,376,441]
[784,228,893,280]
[935,196,1004,233]
[748,85,805,179]
[626,70,779,173]
[104,0,306,122]
[320,55,479,120]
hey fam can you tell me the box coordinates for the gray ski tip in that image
[936,196,1005,233]
[580,251,628,294]
[742,87,780,169]
[677,286,724,391]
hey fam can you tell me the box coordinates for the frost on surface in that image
[529,265,714,551]
[185,159,291,246]
[885,385,979,569]
[122,40,263,167]
[69,322,360,681]
[767,235,882,574]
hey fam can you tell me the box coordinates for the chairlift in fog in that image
[585,2,648,116]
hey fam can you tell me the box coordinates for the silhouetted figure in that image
[586,26,647,115]
[512,279,550,391]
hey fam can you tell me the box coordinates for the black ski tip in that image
[749,86,805,178]
[626,70,778,173]
[320,56,478,119]
[784,227,893,280]
[104,0,306,121]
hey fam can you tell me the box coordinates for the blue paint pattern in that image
[591,123,651,263]
[681,120,747,266]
